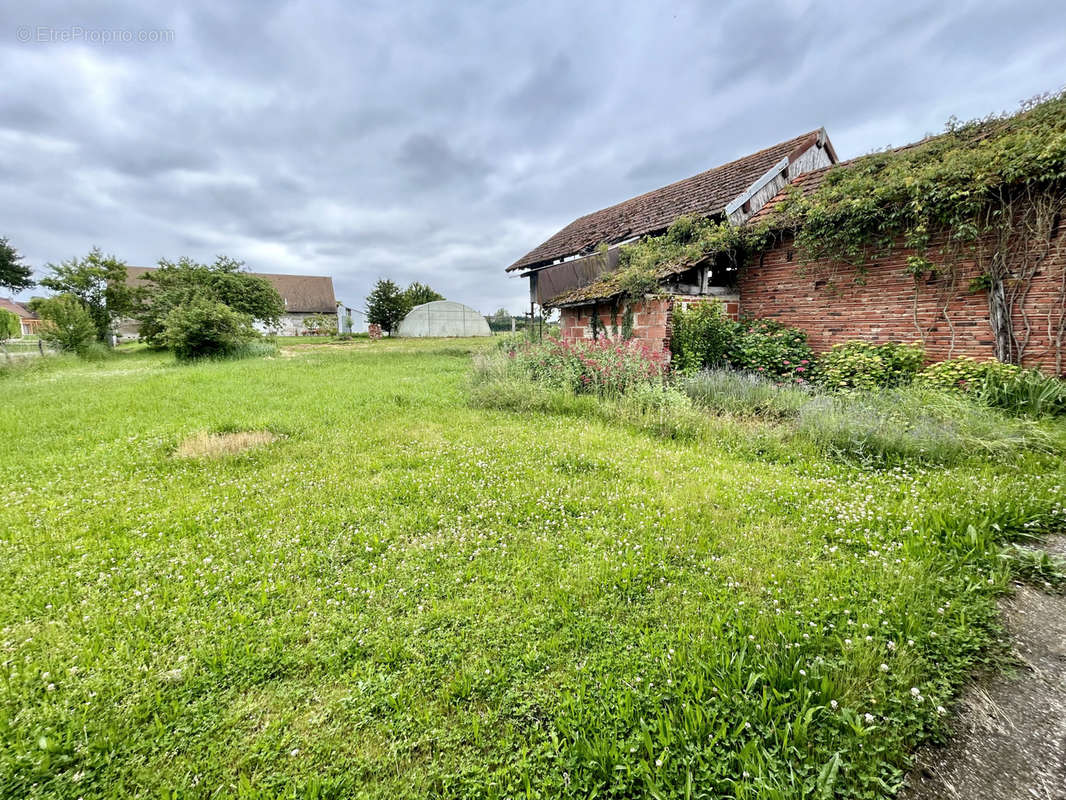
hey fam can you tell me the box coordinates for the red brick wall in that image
[739,233,1066,375]
[559,298,671,352]
[558,296,741,353]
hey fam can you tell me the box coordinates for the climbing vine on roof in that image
[548,215,771,307]
[770,90,1066,367]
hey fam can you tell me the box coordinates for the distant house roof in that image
[0,297,38,319]
[507,129,836,273]
[126,267,337,313]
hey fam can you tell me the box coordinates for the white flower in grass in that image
[655,759,663,768]
[830,700,838,709]
[864,713,875,724]
[880,663,890,672]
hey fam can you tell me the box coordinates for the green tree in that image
[133,256,284,346]
[0,308,21,341]
[403,282,444,307]
[366,279,409,335]
[302,313,337,336]
[162,297,256,361]
[0,237,34,293]
[36,294,97,355]
[39,248,132,341]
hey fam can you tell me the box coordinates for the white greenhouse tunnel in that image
[397,301,491,337]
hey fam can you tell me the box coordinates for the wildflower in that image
[880,663,889,672]
[830,700,838,709]
[910,687,921,697]
[655,758,663,768]
[864,713,875,723]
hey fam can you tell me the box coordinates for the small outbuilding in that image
[397,300,491,338]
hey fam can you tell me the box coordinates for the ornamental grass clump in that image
[681,368,815,419]
[917,356,1066,417]
[794,387,1049,464]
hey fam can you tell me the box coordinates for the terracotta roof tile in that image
[507,130,824,272]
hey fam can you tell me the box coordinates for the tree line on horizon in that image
[0,235,451,354]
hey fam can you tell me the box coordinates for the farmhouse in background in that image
[507,129,837,351]
[0,297,42,336]
[121,267,339,338]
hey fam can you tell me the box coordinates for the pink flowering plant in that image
[726,318,814,382]
[511,336,670,397]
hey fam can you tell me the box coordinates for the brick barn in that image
[507,129,838,353]
[507,128,1066,376]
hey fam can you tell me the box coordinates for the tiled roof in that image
[507,130,825,272]
[126,267,337,313]
[0,297,37,319]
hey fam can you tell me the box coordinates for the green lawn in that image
[1,341,1063,798]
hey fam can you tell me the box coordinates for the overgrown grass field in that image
[1,341,1064,798]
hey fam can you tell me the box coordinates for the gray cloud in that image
[2,0,1065,314]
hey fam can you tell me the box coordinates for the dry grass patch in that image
[174,430,279,458]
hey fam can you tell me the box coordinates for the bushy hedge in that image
[162,298,257,361]
[727,318,813,381]
[670,301,734,374]
[815,341,924,390]
[0,309,20,341]
[670,302,813,381]
[36,294,97,356]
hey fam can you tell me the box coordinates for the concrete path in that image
[902,535,1066,800]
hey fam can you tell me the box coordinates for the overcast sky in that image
[3,1,1064,314]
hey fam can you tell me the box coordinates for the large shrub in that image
[815,341,924,391]
[0,308,20,341]
[727,318,813,381]
[511,337,669,397]
[670,301,735,374]
[36,294,97,356]
[917,357,1065,417]
[162,298,257,361]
